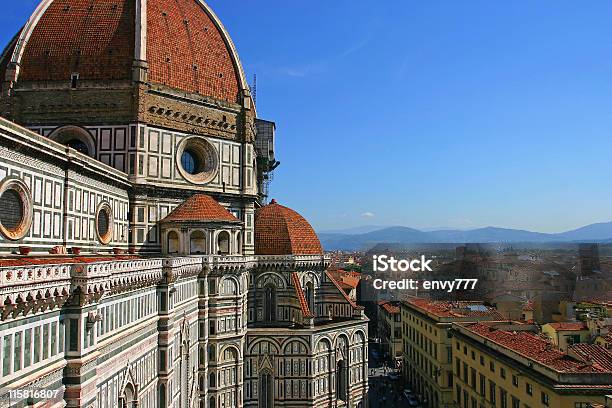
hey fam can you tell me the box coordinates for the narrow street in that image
[367,341,405,407]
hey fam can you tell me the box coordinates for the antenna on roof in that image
[252,73,257,107]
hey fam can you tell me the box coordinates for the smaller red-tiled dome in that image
[162,194,239,223]
[255,200,322,256]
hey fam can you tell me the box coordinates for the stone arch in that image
[247,339,280,355]
[167,229,180,254]
[255,271,287,290]
[301,271,321,287]
[352,330,366,344]
[189,229,206,254]
[335,333,350,361]
[220,344,240,362]
[282,338,310,355]
[216,230,230,255]
[118,362,138,408]
[235,230,242,254]
[49,125,96,157]
[316,337,333,353]
[120,382,136,408]
[219,276,239,296]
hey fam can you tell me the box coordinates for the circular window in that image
[96,202,113,245]
[176,137,218,184]
[0,178,32,241]
[181,149,199,174]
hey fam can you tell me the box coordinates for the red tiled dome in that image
[2,0,244,103]
[255,200,322,256]
[162,194,239,223]
[17,0,136,82]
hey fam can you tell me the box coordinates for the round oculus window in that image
[0,178,32,241]
[96,203,113,245]
[176,137,218,184]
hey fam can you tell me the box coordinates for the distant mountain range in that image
[318,222,612,250]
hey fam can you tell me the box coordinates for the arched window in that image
[305,281,314,313]
[208,344,215,362]
[120,383,136,408]
[236,231,242,255]
[336,360,347,401]
[167,231,179,254]
[190,230,206,254]
[217,231,230,255]
[49,126,96,157]
[263,285,276,323]
[209,372,216,387]
[259,370,273,408]
[210,397,216,408]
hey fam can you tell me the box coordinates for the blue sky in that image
[3,1,612,233]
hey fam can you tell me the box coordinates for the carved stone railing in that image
[0,263,71,287]
[255,254,330,270]
[0,253,332,320]
[0,263,72,320]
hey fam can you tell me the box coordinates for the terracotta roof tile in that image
[465,323,610,373]
[147,0,240,102]
[379,301,400,314]
[547,322,588,331]
[569,344,612,371]
[522,299,534,311]
[19,0,135,82]
[161,194,239,223]
[291,272,314,318]
[408,298,503,319]
[325,270,361,310]
[6,0,241,103]
[254,200,322,255]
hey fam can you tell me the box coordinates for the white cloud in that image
[361,212,375,218]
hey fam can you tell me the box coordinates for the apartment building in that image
[400,298,503,408]
[451,321,612,408]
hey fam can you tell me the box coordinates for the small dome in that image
[162,194,239,223]
[255,200,322,256]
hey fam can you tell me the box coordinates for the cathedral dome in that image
[1,0,246,103]
[255,200,323,256]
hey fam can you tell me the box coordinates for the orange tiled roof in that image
[547,322,588,331]
[328,269,361,289]
[325,270,361,310]
[291,273,314,318]
[254,200,322,255]
[162,194,239,223]
[408,298,503,319]
[465,323,610,373]
[378,301,400,314]
[569,344,612,371]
